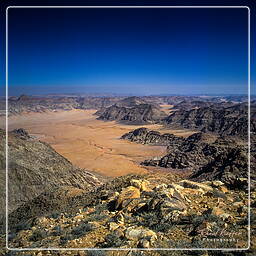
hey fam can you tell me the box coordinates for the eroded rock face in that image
[190,148,248,189]
[97,104,167,124]
[121,127,183,146]
[140,131,240,169]
[7,95,81,114]
[164,102,254,139]
[122,128,249,189]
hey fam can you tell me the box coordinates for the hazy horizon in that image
[2,92,251,98]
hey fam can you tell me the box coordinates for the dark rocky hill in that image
[122,128,250,189]
[96,104,167,124]
[172,100,246,112]
[190,147,248,189]
[172,100,213,111]
[121,127,183,146]
[96,98,167,124]
[0,128,104,217]
[164,102,253,138]
[114,96,147,107]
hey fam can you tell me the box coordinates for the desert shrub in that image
[50,212,60,219]
[137,211,159,228]
[59,233,74,245]
[51,225,62,236]
[102,232,123,247]
[191,215,204,226]
[153,222,173,232]
[208,252,246,256]
[191,213,224,226]
[158,251,205,256]
[29,229,47,241]
[14,221,31,232]
[86,204,109,222]
[71,222,96,237]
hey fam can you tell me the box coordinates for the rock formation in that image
[96,97,167,124]
[121,127,183,146]
[122,128,249,189]
[164,102,254,139]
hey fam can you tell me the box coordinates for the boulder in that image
[130,179,151,192]
[125,227,157,241]
[178,180,213,192]
[115,186,140,210]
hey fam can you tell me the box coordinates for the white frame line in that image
[5,5,251,251]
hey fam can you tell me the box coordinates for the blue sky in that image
[0,3,252,96]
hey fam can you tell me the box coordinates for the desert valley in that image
[0,94,255,255]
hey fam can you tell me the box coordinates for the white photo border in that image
[5,5,251,251]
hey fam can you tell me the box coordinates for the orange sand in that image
[2,109,194,177]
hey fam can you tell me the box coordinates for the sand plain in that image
[2,109,194,177]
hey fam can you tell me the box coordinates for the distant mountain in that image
[0,95,125,116]
[172,100,215,111]
[1,95,252,117]
[97,104,167,124]
[5,95,81,115]
[96,97,167,124]
[164,102,253,138]
[114,96,147,107]
[77,96,123,109]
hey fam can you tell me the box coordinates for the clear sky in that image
[4,6,250,96]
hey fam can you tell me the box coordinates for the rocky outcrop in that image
[122,128,249,189]
[164,102,253,138]
[11,128,32,139]
[121,127,183,146]
[148,142,248,187]
[6,175,250,250]
[190,147,248,189]
[97,102,167,124]
[140,131,214,167]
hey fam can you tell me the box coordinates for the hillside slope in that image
[0,128,104,216]
[6,174,251,250]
